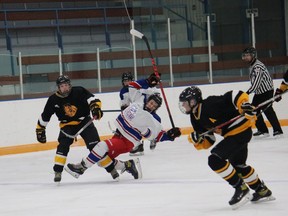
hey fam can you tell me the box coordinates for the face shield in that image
[178,100,191,114]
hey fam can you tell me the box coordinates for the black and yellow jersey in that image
[279,70,288,92]
[190,90,252,138]
[38,86,98,128]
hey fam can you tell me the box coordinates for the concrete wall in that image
[0,79,286,148]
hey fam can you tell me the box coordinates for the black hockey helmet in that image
[122,72,134,86]
[242,47,257,58]
[56,75,71,87]
[179,86,202,103]
[179,86,202,114]
[145,93,162,112]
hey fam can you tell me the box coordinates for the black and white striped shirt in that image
[247,59,274,95]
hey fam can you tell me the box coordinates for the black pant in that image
[252,90,282,133]
[211,128,252,164]
[54,117,100,172]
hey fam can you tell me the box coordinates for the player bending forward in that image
[179,86,275,209]
[65,93,181,180]
[274,69,288,102]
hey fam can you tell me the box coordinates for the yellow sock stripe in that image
[215,162,237,180]
[215,162,230,174]
[242,168,260,185]
[223,169,237,180]
[246,177,259,186]
[54,154,67,166]
[242,167,254,179]
[97,155,113,168]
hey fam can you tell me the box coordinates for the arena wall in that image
[0,80,286,155]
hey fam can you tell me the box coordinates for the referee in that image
[242,47,283,137]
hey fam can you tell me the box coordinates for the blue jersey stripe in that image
[116,115,142,141]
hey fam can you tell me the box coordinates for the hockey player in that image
[119,72,134,111]
[178,86,274,209]
[121,72,162,155]
[274,69,288,102]
[119,72,145,155]
[36,75,103,182]
[65,93,181,181]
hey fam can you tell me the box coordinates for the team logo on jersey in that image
[63,104,77,117]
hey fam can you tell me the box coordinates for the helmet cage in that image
[56,75,71,97]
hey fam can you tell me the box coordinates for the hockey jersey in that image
[38,86,98,128]
[114,102,170,146]
[191,90,253,138]
[279,70,288,92]
[119,79,159,110]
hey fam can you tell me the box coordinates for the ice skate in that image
[251,182,275,203]
[273,131,283,139]
[110,168,120,181]
[54,172,62,183]
[150,139,157,150]
[129,142,144,156]
[64,160,87,179]
[121,158,142,179]
[229,183,252,210]
[253,131,269,138]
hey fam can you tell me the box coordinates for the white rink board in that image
[0,80,286,147]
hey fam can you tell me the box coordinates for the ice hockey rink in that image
[0,127,288,216]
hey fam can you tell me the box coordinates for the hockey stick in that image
[61,109,121,139]
[108,121,116,134]
[130,29,175,128]
[199,90,287,137]
[61,117,96,139]
[102,109,121,112]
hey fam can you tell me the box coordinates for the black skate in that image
[129,142,144,156]
[273,131,283,138]
[253,131,269,138]
[54,172,62,183]
[110,168,120,181]
[121,158,142,179]
[150,139,157,150]
[251,182,275,203]
[64,160,87,179]
[229,183,252,210]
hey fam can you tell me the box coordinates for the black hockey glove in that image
[188,131,215,150]
[241,102,256,120]
[36,127,46,143]
[90,99,103,120]
[147,73,161,87]
[166,127,181,141]
[121,105,128,111]
[274,88,283,102]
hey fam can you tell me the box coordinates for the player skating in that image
[178,86,275,209]
[36,75,103,182]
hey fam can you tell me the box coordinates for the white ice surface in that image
[1,127,288,216]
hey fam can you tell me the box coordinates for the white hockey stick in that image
[130,28,176,128]
[108,121,116,134]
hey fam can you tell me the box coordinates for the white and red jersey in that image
[114,102,167,147]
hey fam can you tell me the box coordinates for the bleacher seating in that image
[0,1,287,100]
